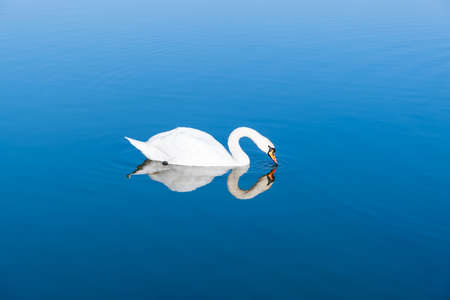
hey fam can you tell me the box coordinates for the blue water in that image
[1,0,450,298]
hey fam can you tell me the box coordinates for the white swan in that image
[125,127,277,167]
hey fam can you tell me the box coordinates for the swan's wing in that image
[146,127,234,166]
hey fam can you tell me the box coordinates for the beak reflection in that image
[266,167,276,184]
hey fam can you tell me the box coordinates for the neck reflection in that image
[226,166,276,200]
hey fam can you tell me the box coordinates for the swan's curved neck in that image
[227,127,263,166]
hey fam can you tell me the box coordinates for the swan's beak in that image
[268,150,277,165]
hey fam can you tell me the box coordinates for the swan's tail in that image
[125,136,148,154]
[125,136,167,162]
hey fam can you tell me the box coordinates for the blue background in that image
[1,0,450,299]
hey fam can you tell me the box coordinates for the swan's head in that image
[255,136,277,165]
[229,127,278,165]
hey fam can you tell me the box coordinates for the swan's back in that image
[146,127,235,166]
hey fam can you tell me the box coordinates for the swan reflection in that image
[127,160,276,199]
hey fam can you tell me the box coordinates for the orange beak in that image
[269,151,278,164]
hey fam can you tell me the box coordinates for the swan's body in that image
[125,127,277,167]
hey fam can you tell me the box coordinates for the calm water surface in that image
[1,0,450,299]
